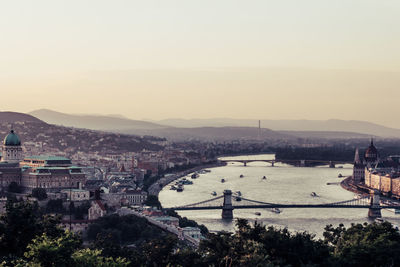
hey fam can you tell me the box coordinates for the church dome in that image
[3,130,21,146]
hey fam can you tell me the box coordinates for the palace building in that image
[353,140,400,197]
[0,129,86,192]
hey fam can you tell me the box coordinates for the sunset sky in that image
[1,1,400,127]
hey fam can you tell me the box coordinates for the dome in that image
[3,130,21,146]
[365,139,377,160]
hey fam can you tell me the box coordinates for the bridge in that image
[219,159,352,168]
[165,190,400,219]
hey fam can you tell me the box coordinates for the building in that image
[364,139,379,168]
[88,200,106,220]
[61,189,90,201]
[352,148,365,184]
[0,129,86,192]
[182,227,202,240]
[122,190,148,205]
[20,157,86,192]
[359,140,400,197]
[1,130,23,163]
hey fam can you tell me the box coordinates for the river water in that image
[159,154,400,237]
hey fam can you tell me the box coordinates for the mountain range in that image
[25,109,399,140]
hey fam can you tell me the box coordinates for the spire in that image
[371,138,374,146]
[354,148,361,164]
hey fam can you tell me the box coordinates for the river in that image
[159,154,400,237]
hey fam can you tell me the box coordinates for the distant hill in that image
[278,131,371,139]
[0,111,44,124]
[30,109,166,131]
[124,127,294,141]
[155,118,400,138]
[0,111,163,154]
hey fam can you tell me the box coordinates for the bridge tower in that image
[222,190,233,219]
[368,190,382,218]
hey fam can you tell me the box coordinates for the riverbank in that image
[147,161,226,196]
[340,176,370,196]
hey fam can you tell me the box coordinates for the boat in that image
[191,173,199,179]
[221,178,225,183]
[177,185,184,192]
[235,196,242,201]
[262,176,267,180]
[239,174,244,178]
[181,180,193,185]
[255,212,261,216]
[170,185,177,190]
[211,191,217,196]
[236,191,242,196]
[271,208,281,214]
[338,174,343,178]
[310,192,318,197]
[338,166,343,168]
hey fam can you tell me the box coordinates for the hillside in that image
[155,118,400,138]
[30,109,166,131]
[0,112,163,155]
[0,111,43,123]
[278,131,372,139]
[126,127,295,141]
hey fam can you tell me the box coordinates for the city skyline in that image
[1,1,400,127]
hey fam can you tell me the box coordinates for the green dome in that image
[3,130,21,146]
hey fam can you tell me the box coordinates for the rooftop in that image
[24,156,71,161]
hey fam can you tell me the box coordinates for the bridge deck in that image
[167,204,400,211]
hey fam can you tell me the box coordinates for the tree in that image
[7,182,21,193]
[324,222,400,267]
[46,199,65,213]
[32,188,47,201]
[22,232,82,267]
[0,200,63,259]
[72,248,130,267]
[144,195,162,209]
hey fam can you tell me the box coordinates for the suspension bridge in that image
[165,190,400,219]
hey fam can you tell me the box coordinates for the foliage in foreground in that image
[1,199,400,267]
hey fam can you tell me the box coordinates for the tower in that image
[352,148,365,184]
[1,129,23,163]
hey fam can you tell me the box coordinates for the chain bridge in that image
[164,190,400,219]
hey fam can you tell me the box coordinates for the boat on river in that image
[170,185,177,190]
[211,191,217,196]
[235,196,242,201]
[236,191,242,196]
[262,176,267,180]
[191,173,199,179]
[177,185,184,192]
[310,192,318,197]
[221,178,225,183]
[255,212,261,216]
[338,173,343,178]
[271,208,281,214]
[240,174,244,178]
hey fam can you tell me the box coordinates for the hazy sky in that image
[1,1,400,127]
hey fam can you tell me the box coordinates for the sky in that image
[1,1,400,127]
